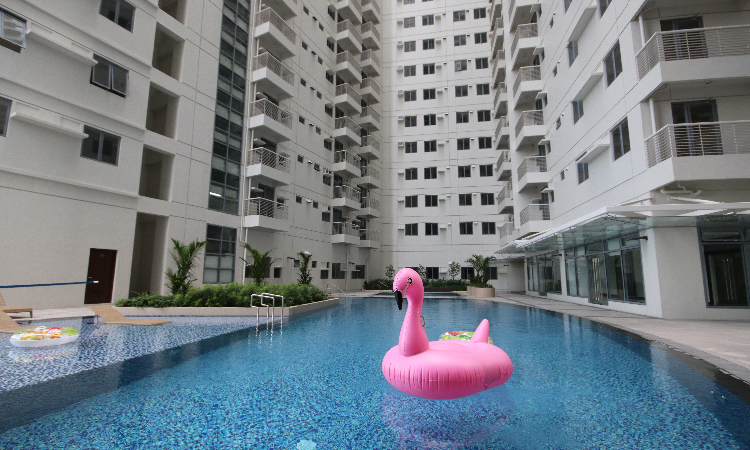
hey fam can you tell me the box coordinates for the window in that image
[456,112,469,123]
[572,100,584,124]
[457,138,470,150]
[299,116,306,124]
[404,17,415,28]
[100,0,135,32]
[459,222,473,235]
[567,41,578,65]
[425,267,439,278]
[405,141,418,153]
[458,193,472,205]
[423,64,435,75]
[599,0,612,15]
[0,8,27,51]
[577,162,589,183]
[404,90,417,102]
[604,42,623,86]
[455,60,468,72]
[313,201,319,208]
[700,229,750,307]
[322,211,331,221]
[404,41,416,52]
[476,84,490,95]
[405,223,418,235]
[404,65,416,77]
[81,126,120,165]
[424,114,436,126]
[481,193,495,205]
[425,195,438,207]
[298,155,304,163]
[326,72,334,83]
[423,89,436,100]
[300,78,307,87]
[328,6,336,19]
[327,39,335,51]
[320,269,329,279]
[475,58,489,69]
[296,195,303,203]
[564,0,572,11]
[458,165,471,178]
[478,137,492,149]
[560,170,565,181]
[479,164,493,177]
[405,168,418,180]
[611,118,631,160]
[314,163,320,171]
[91,55,129,96]
[474,8,486,19]
[302,41,308,50]
[461,267,475,279]
[424,140,437,152]
[315,126,321,135]
[475,32,487,44]
[351,265,365,280]
[477,110,491,122]
[453,11,466,21]
[332,263,346,279]
[403,0,414,4]
[488,267,498,280]
[405,195,418,207]
[424,167,437,179]
[552,66,558,77]
[556,117,562,129]
[0,97,10,136]
[455,86,468,97]
[303,6,309,14]
[482,222,496,234]
[423,39,435,50]
[425,223,439,236]
[324,104,333,117]
[454,35,467,46]
[405,116,417,127]
[273,267,282,278]
[423,15,434,25]
[204,224,236,284]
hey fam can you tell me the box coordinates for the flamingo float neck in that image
[394,270,429,357]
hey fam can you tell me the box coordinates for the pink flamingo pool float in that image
[382,268,513,400]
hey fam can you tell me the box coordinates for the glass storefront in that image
[527,253,562,294]
[700,229,749,307]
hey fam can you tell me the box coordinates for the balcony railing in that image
[359,229,380,241]
[495,150,510,170]
[255,8,296,44]
[361,22,381,41]
[337,0,362,15]
[517,156,547,180]
[361,196,380,210]
[361,135,380,150]
[491,18,503,32]
[335,83,362,104]
[513,65,541,95]
[511,23,538,57]
[252,52,295,85]
[337,51,362,73]
[360,166,381,180]
[361,0,380,14]
[334,149,361,166]
[492,49,505,62]
[515,109,544,137]
[332,222,359,236]
[337,19,362,44]
[360,78,381,94]
[497,185,512,203]
[334,184,361,202]
[493,82,507,106]
[644,120,750,168]
[498,221,515,239]
[361,106,380,122]
[335,116,362,134]
[520,204,549,225]
[249,99,293,129]
[244,197,289,219]
[360,49,381,68]
[495,116,509,140]
[245,147,291,173]
[636,25,750,80]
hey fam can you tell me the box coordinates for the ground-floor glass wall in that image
[527,253,562,294]
[700,228,750,307]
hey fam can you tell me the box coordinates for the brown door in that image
[84,249,117,304]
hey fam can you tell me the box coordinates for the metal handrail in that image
[493,82,507,107]
[334,149,362,166]
[360,196,380,210]
[360,77,381,94]
[496,150,510,169]
[359,229,379,241]
[498,221,515,239]
[644,120,750,167]
[515,110,544,137]
[518,156,547,180]
[360,49,381,68]
[261,292,284,324]
[249,99,293,129]
[244,197,289,219]
[495,116,509,140]
[511,22,538,57]
[361,106,380,122]
[335,83,362,104]
[337,20,363,45]
[335,116,362,134]
[332,221,360,236]
[360,166,380,180]
[336,51,362,73]
[360,22,381,41]
[245,147,291,173]
[250,294,271,324]
[636,25,750,80]
[252,52,294,85]
[361,135,381,150]
[255,8,296,44]
[520,204,549,225]
[498,185,512,203]
[513,65,541,95]
[333,184,361,201]
[326,282,347,296]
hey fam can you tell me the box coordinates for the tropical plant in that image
[385,264,396,279]
[415,264,427,280]
[465,254,496,285]
[165,238,206,296]
[240,244,273,285]
[448,261,461,280]
[297,251,313,285]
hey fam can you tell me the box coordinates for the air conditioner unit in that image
[438,114,445,119]
[397,40,403,47]
[397,18,403,24]
[397,224,405,229]
[437,141,445,146]
[397,90,404,96]
[397,169,405,175]
[397,115,404,121]
[397,65,404,71]
[397,141,404,147]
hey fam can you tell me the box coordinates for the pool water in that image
[1,298,750,449]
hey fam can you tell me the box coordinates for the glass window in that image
[404,17,415,28]
[405,116,417,127]
[482,222,496,234]
[599,0,612,16]
[605,251,625,300]
[332,263,346,279]
[475,58,489,69]
[458,193,472,206]
[573,100,584,123]
[405,141,417,153]
[0,96,10,137]
[455,60,468,72]
[457,138,470,150]
[204,224,236,284]
[577,162,589,183]
[424,167,437,179]
[454,35,467,46]
[612,118,630,160]
[462,267,475,279]
[453,10,466,22]
[405,195,418,207]
[567,41,578,66]
[423,64,435,75]
[424,114,436,126]
[478,137,492,149]
[457,166,471,177]
[459,223,473,235]
[456,112,469,123]
[81,125,120,165]
[605,42,622,85]
[404,41,416,52]
[478,110,491,122]
[423,39,435,50]
[423,89,436,100]
[425,223,438,235]
[425,195,438,206]
[422,15,434,26]
[426,267,440,278]
[320,269,329,279]
[479,164,493,176]
[405,223,418,235]
[564,0,572,11]
[0,8,27,51]
[476,84,490,95]
[404,65,416,76]
[404,90,417,102]
[92,55,129,96]
[455,85,468,97]
[623,246,645,302]
[475,32,487,44]
[405,168,417,180]
[100,0,135,32]
[424,140,437,152]
[474,8,486,19]
[480,193,494,205]
[700,229,750,307]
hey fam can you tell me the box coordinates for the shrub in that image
[364,279,391,290]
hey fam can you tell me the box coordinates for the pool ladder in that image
[250,293,284,325]
[326,282,350,303]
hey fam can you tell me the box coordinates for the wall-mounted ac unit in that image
[437,141,445,146]
[397,90,404,96]
[397,169,405,175]
[397,224,405,229]
[438,114,445,119]
[397,141,404,147]
[397,115,404,121]
[397,40,403,47]
[397,65,404,71]
[397,18,403,24]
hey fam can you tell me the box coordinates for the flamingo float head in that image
[393,268,424,310]
[392,268,429,356]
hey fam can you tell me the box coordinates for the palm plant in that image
[165,238,206,296]
[241,244,273,285]
[297,251,313,285]
[465,254,496,285]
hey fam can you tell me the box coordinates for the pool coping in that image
[114,297,341,318]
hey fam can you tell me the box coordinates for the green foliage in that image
[363,279,391,290]
[165,238,206,296]
[415,265,427,280]
[448,261,461,280]
[297,251,313,285]
[361,278,469,291]
[384,264,396,279]
[240,244,273,285]
[465,254,496,285]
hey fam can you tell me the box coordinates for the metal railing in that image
[332,221,360,236]
[361,135,380,150]
[636,25,750,80]
[360,22,381,41]
[361,196,380,210]
[334,149,362,166]
[495,116,509,141]
[361,0,380,14]
[360,77,381,94]
[515,110,544,137]
[513,65,541,95]
[511,23,538,57]
[359,229,380,241]
[517,156,547,180]
[335,116,362,135]
[644,120,750,167]
[252,52,294,85]
[520,204,549,225]
[361,106,380,122]
[337,20,362,45]
[493,82,507,108]
[335,83,362,104]
[244,197,289,219]
[492,18,503,33]
[360,165,381,180]
[333,184,361,201]
[360,49,381,68]
[492,49,505,62]
[245,147,291,173]
[495,150,510,170]
[497,185,512,203]
[255,8,296,44]
[336,51,362,74]
[499,221,515,239]
[249,99,293,129]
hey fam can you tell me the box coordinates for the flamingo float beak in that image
[394,290,403,310]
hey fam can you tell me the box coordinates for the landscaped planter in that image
[468,287,495,298]
[115,297,340,318]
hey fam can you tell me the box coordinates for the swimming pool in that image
[1,297,749,449]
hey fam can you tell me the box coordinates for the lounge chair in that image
[88,304,171,326]
[0,310,25,333]
[0,291,33,318]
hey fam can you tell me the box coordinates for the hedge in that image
[363,279,469,291]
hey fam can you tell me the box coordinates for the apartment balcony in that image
[333,0,362,26]
[331,222,360,245]
[360,77,380,104]
[359,229,380,249]
[359,106,381,131]
[336,20,363,55]
[248,99,294,142]
[251,52,295,100]
[497,185,514,214]
[495,150,511,181]
[263,0,297,20]
[498,221,515,247]
[490,0,502,22]
[492,50,506,88]
[519,203,549,237]
[494,83,508,117]
[495,116,510,150]
[354,165,381,189]
[334,116,362,145]
[508,0,541,32]
[512,65,542,108]
[359,135,381,160]
[361,0,381,24]
[335,51,362,84]
[332,150,362,178]
[359,196,380,217]
[334,83,362,115]
[635,25,750,102]
[360,50,381,78]
[245,147,291,186]
[254,8,296,60]
[510,23,540,70]
[332,185,361,210]
[243,197,290,232]
[514,110,544,150]
[361,22,381,50]
[491,20,504,53]
[517,156,547,192]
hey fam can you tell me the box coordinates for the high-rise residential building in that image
[1,0,749,321]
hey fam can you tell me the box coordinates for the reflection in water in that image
[7,345,78,363]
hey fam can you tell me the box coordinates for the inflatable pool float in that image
[382,268,513,400]
[10,326,79,348]
[439,330,494,345]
